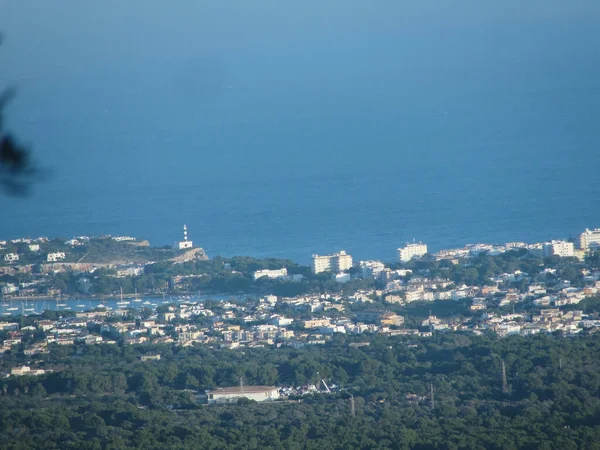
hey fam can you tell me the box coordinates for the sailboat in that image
[57,293,67,307]
[7,298,18,311]
[1,296,11,315]
[117,287,130,307]
[23,298,35,313]
[133,288,142,303]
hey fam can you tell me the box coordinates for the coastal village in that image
[2,226,600,385]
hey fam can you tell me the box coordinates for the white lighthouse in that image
[176,224,194,250]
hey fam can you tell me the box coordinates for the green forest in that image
[2,333,600,449]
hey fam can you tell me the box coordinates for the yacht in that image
[116,287,130,307]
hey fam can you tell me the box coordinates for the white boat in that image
[97,304,106,309]
[143,301,151,305]
[117,287,129,306]
[76,304,85,308]
[7,307,18,311]
[133,289,142,302]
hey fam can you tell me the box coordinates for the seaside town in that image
[2,225,600,378]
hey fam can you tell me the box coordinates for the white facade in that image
[253,268,288,281]
[271,316,294,326]
[178,240,193,250]
[311,250,353,274]
[47,252,66,262]
[543,241,574,258]
[175,224,194,250]
[206,386,280,404]
[4,253,19,263]
[335,273,351,283]
[1,283,18,294]
[359,260,385,278]
[28,244,40,252]
[112,236,136,242]
[398,243,428,262]
[580,228,600,251]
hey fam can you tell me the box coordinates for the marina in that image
[0,294,236,317]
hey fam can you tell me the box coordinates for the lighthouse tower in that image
[176,224,194,250]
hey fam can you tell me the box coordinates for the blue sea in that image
[1,1,600,264]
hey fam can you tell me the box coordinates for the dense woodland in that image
[2,332,600,449]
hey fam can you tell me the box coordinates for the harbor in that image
[0,293,232,317]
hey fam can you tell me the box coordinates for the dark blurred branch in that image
[0,34,39,196]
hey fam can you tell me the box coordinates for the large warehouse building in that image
[205,386,280,404]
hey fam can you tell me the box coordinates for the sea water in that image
[1,0,599,263]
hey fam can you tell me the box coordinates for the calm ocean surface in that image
[1,1,600,264]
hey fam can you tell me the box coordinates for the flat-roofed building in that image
[206,386,280,404]
[359,260,385,278]
[4,253,19,263]
[398,243,428,262]
[312,250,352,274]
[302,318,332,329]
[175,224,194,250]
[47,252,66,262]
[543,240,574,258]
[580,228,600,251]
[10,366,45,377]
[379,312,405,327]
[253,268,288,281]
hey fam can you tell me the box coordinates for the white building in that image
[116,265,144,277]
[4,253,19,263]
[311,250,353,274]
[47,252,66,262]
[10,366,44,377]
[543,241,574,258]
[175,224,194,250]
[270,316,294,326]
[359,260,385,278]
[206,386,280,404]
[1,283,18,294]
[335,273,351,283]
[28,244,40,252]
[398,243,428,262]
[253,268,288,281]
[579,228,600,251]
